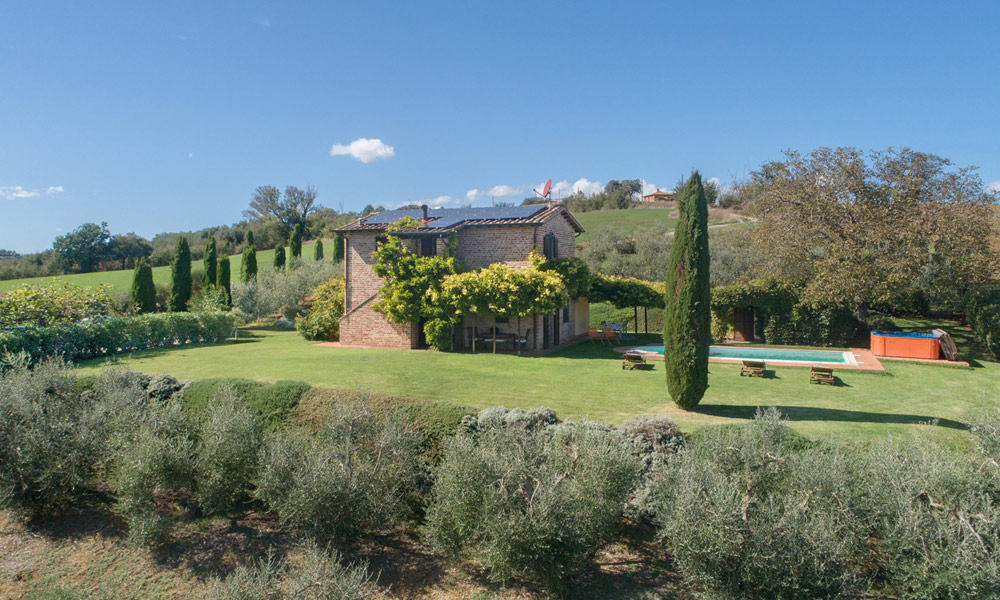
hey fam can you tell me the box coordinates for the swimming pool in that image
[631,345,855,365]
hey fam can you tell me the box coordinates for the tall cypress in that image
[130,257,156,313]
[289,223,303,259]
[663,172,711,410]
[168,236,192,312]
[333,232,345,262]
[203,235,217,287]
[313,238,324,261]
[274,245,286,271]
[217,255,232,308]
[245,229,254,248]
[241,245,257,282]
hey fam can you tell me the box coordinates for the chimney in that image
[421,204,428,221]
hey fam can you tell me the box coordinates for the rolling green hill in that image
[0,243,324,293]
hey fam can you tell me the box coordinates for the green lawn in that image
[0,243,324,293]
[77,325,998,448]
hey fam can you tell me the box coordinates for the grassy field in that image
[0,243,323,293]
[574,208,678,244]
[78,322,997,448]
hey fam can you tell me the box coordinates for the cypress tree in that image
[130,257,156,313]
[203,235,217,287]
[289,223,303,259]
[274,246,286,271]
[245,229,254,248]
[169,236,192,312]
[217,255,232,308]
[663,172,711,410]
[240,245,257,282]
[333,232,345,262]
[313,238,324,261]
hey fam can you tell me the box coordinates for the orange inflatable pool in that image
[870,330,940,359]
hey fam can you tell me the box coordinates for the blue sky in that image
[2,1,999,253]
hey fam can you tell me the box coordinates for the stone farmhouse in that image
[334,204,588,350]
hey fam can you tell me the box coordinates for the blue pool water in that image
[871,330,938,339]
[631,345,851,364]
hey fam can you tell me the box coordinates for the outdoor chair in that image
[740,360,765,377]
[622,351,646,370]
[602,327,620,343]
[588,328,606,343]
[810,365,835,385]
[516,328,531,354]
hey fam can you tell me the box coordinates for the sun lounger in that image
[810,365,835,385]
[740,360,765,377]
[588,328,605,344]
[622,351,646,370]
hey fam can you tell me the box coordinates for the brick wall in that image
[341,231,418,348]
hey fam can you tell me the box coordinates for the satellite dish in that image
[532,178,553,201]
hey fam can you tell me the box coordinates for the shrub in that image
[313,238,324,261]
[195,385,263,516]
[217,254,232,308]
[0,282,115,327]
[0,311,236,365]
[866,312,898,331]
[289,224,302,258]
[207,545,378,600]
[966,299,1000,360]
[274,245,286,271]
[296,278,345,341]
[424,416,642,592]
[169,236,192,312]
[182,378,309,432]
[0,358,102,514]
[189,284,230,312]
[653,409,868,600]
[231,259,338,322]
[203,235,218,288]
[255,396,421,545]
[241,244,258,283]
[129,257,157,313]
[861,437,1000,600]
[109,395,195,546]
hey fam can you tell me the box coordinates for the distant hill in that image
[572,204,743,244]
[0,242,325,293]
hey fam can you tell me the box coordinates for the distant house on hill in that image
[642,189,673,203]
[334,204,587,351]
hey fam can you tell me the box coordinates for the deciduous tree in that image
[741,147,998,318]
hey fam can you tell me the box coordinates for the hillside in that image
[574,204,742,244]
[0,243,323,293]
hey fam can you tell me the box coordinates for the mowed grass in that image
[0,242,325,293]
[77,327,999,447]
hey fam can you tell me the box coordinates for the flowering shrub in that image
[296,278,345,341]
[0,282,115,327]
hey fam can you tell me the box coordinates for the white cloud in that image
[987,181,1000,194]
[1,186,40,200]
[329,138,395,163]
[706,177,721,188]
[46,186,64,194]
[55,227,63,233]
[254,17,271,26]
[547,178,602,198]
[423,195,460,208]
[187,153,193,158]
[465,184,524,202]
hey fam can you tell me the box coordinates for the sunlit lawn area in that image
[78,321,1000,448]
[0,245,318,293]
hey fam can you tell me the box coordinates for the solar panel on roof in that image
[360,210,424,225]
[362,205,549,228]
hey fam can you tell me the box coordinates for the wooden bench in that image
[740,360,765,377]
[810,365,835,385]
[622,351,646,370]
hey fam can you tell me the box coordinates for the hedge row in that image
[0,311,236,364]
